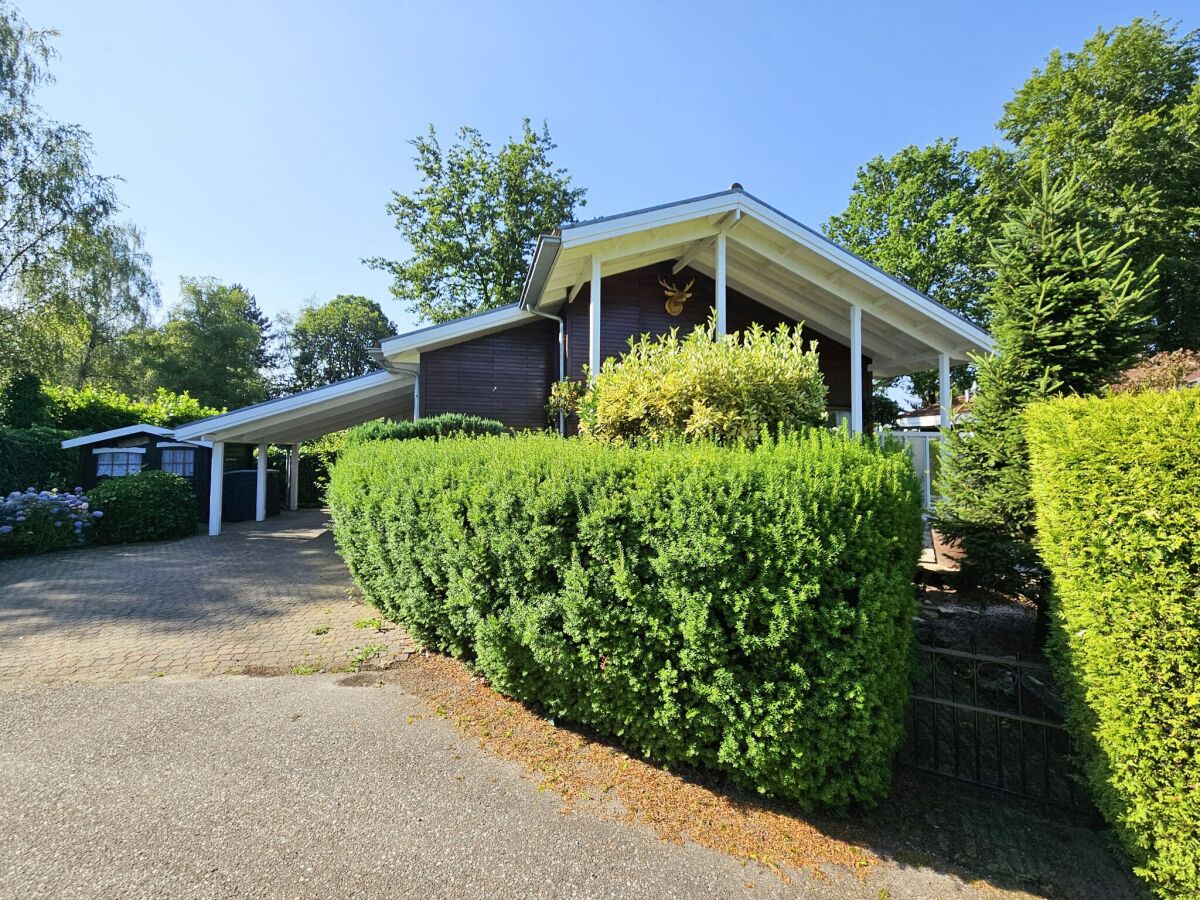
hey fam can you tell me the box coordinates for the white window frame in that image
[93,447,145,477]
[161,447,196,477]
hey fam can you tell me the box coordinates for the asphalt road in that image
[0,674,1002,900]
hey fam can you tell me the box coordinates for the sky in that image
[37,0,1195,336]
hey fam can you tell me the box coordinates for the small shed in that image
[60,424,283,524]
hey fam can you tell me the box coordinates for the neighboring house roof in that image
[61,424,175,450]
[173,370,415,444]
[895,397,971,429]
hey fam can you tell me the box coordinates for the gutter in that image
[520,234,566,435]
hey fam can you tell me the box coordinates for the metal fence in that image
[901,643,1091,811]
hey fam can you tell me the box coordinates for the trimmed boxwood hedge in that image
[342,413,507,448]
[88,471,198,545]
[329,431,923,808]
[1027,390,1200,898]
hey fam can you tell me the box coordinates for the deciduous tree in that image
[368,120,585,324]
[288,294,395,390]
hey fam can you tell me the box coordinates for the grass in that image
[311,624,331,635]
[346,644,387,673]
[353,616,386,632]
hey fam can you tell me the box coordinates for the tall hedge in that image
[342,413,507,448]
[1027,390,1200,898]
[0,427,78,494]
[329,432,923,808]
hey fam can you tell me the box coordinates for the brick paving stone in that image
[0,509,415,682]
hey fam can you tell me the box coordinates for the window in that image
[95,452,142,477]
[161,448,195,477]
[827,409,851,429]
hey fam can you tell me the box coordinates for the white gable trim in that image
[61,424,174,450]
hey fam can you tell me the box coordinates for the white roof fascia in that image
[376,304,534,361]
[61,424,174,450]
[174,370,407,442]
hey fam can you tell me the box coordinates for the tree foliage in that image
[935,170,1158,601]
[0,2,115,309]
[14,221,158,388]
[141,277,269,409]
[289,294,395,391]
[999,17,1200,349]
[824,139,995,405]
[368,120,585,324]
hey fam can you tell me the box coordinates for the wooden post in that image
[255,442,268,522]
[288,444,300,511]
[588,256,602,380]
[939,352,952,429]
[850,304,863,435]
[715,232,727,337]
[208,441,224,536]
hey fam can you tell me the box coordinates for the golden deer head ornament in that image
[659,277,695,316]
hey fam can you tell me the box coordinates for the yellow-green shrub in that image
[572,320,827,445]
[329,431,923,808]
[1027,390,1200,898]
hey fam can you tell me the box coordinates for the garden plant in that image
[329,430,923,809]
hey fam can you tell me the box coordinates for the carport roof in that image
[173,370,416,445]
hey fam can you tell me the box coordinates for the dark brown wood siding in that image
[419,317,558,431]
[560,260,869,411]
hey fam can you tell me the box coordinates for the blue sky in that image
[39,1,1192,335]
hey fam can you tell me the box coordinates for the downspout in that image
[369,346,420,421]
[527,307,565,435]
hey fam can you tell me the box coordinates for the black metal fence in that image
[901,643,1091,811]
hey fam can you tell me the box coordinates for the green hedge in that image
[343,413,508,448]
[0,427,78,494]
[329,431,923,808]
[88,471,198,544]
[42,385,222,431]
[1027,390,1200,898]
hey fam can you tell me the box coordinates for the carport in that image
[174,369,416,535]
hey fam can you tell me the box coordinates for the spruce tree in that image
[935,170,1157,603]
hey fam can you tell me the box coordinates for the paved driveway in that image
[0,510,412,681]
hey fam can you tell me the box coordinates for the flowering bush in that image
[0,487,100,556]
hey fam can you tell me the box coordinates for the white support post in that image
[255,442,268,522]
[208,441,224,536]
[936,352,955,429]
[938,352,952,429]
[412,370,420,421]
[588,256,601,380]
[850,304,864,435]
[288,444,299,511]
[714,232,727,337]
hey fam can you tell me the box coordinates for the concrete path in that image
[0,510,413,680]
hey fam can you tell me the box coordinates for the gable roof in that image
[374,186,993,377]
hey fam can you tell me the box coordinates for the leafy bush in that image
[0,372,50,427]
[343,413,508,448]
[42,385,222,431]
[568,320,827,445]
[329,431,923,808]
[0,426,79,495]
[1027,389,1200,898]
[88,471,198,544]
[0,488,98,556]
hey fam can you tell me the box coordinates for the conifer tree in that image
[935,169,1157,602]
